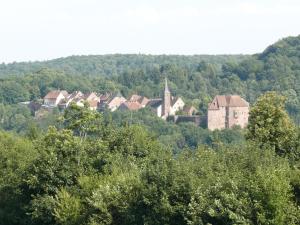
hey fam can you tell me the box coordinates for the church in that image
[147,79,185,120]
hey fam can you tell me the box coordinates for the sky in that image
[0,0,299,63]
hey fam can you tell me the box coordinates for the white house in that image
[170,97,185,115]
[44,90,68,107]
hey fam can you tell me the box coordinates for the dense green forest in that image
[0,35,300,224]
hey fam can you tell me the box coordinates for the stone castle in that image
[207,95,249,130]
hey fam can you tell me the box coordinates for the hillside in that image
[0,54,248,78]
[225,35,300,121]
[0,35,300,125]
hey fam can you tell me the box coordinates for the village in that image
[28,79,249,131]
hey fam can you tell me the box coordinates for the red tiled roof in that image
[228,95,249,107]
[120,101,143,111]
[208,95,249,110]
[138,97,149,106]
[44,90,68,99]
[129,94,142,102]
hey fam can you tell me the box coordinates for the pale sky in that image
[0,0,299,63]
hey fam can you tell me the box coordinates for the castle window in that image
[234,111,238,118]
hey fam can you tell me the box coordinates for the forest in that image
[0,35,300,224]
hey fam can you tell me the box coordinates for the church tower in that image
[162,78,171,118]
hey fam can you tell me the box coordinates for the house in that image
[99,93,111,102]
[81,92,100,110]
[138,97,149,107]
[68,91,83,102]
[44,90,68,107]
[87,99,99,110]
[147,99,163,117]
[170,97,185,116]
[83,92,99,102]
[207,95,249,131]
[119,101,143,111]
[183,106,198,116]
[99,93,127,111]
[129,94,149,107]
[58,91,83,108]
[129,94,142,102]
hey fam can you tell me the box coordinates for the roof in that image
[171,97,184,106]
[114,91,123,98]
[68,91,83,100]
[108,95,126,104]
[120,101,143,111]
[229,95,249,107]
[147,98,162,108]
[61,91,69,98]
[100,93,111,101]
[83,92,98,101]
[44,90,68,99]
[138,96,149,105]
[129,95,149,106]
[183,105,197,113]
[129,94,142,102]
[208,95,249,110]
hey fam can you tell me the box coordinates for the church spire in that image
[164,77,170,93]
[162,77,171,119]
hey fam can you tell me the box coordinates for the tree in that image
[246,91,299,160]
[62,103,103,141]
[24,127,84,225]
[0,132,37,225]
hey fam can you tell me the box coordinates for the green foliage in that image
[247,92,299,160]
[0,106,299,225]
[26,127,83,194]
[106,109,246,151]
[0,132,37,225]
[0,103,34,132]
[62,103,103,139]
[54,189,82,225]
[186,146,300,225]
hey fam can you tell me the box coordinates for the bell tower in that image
[162,78,171,118]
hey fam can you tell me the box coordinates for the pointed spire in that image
[164,77,170,93]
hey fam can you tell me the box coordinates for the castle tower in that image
[162,78,171,118]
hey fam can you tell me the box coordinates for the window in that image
[234,111,238,118]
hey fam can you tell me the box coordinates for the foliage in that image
[247,92,299,160]
[0,132,37,225]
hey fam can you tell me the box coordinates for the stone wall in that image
[228,106,249,128]
[207,106,226,130]
[173,115,201,126]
